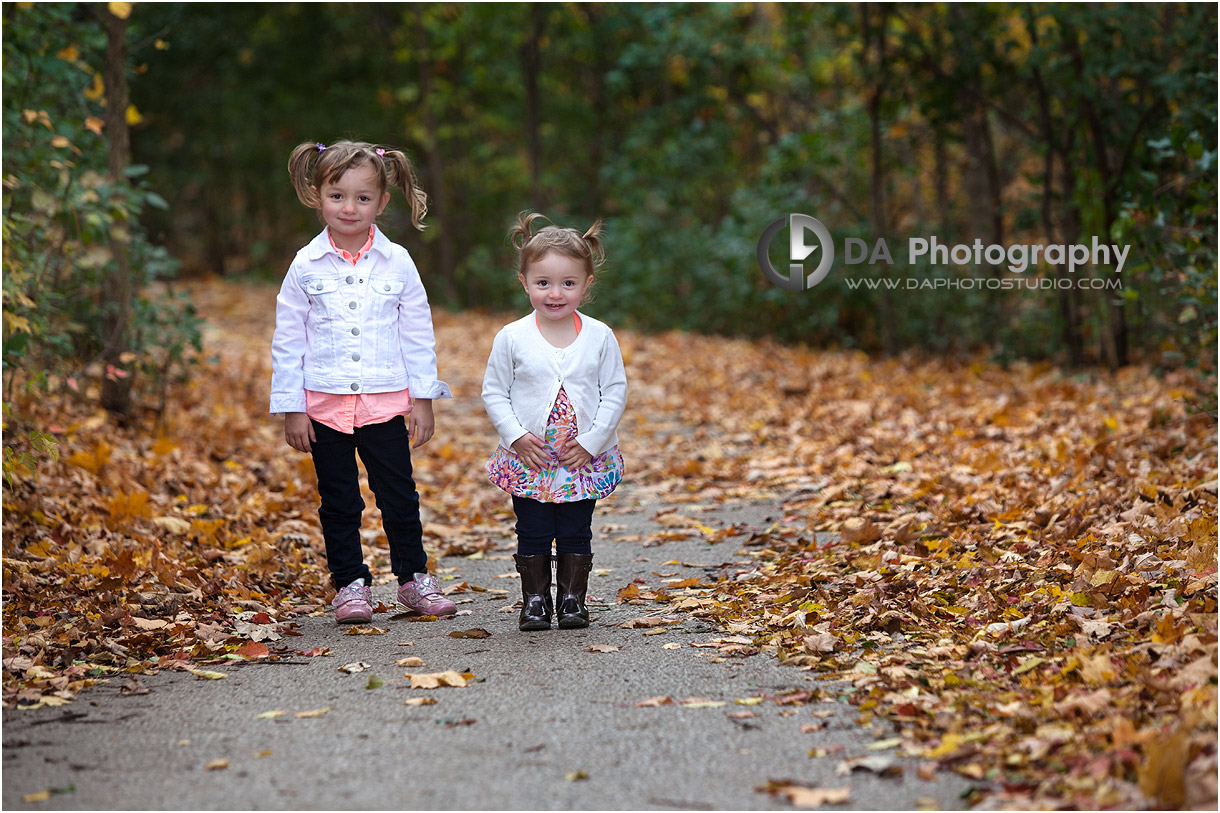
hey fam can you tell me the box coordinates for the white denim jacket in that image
[482,311,627,456]
[269,227,451,415]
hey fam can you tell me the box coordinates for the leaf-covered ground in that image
[3,279,1216,809]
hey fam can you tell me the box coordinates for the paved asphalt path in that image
[2,486,975,810]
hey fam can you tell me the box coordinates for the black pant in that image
[309,416,426,588]
[512,496,596,556]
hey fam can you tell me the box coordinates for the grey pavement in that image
[2,487,975,810]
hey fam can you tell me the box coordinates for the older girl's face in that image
[318,163,389,254]
[519,252,591,322]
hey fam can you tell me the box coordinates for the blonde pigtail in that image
[509,211,550,252]
[582,218,606,269]
[288,141,324,208]
[382,148,428,230]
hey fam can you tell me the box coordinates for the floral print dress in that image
[486,387,623,502]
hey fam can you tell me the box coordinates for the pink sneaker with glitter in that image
[397,573,457,617]
[331,580,372,624]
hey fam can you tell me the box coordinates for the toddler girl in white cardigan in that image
[482,212,627,631]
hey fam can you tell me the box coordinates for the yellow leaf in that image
[155,38,170,50]
[255,710,286,719]
[404,697,438,706]
[678,698,725,708]
[735,697,763,705]
[926,733,963,759]
[51,135,72,149]
[295,707,332,718]
[67,441,111,474]
[185,668,227,680]
[84,116,105,136]
[23,790,51,803]
[84,73,104,101]
[56,45,79,61]
[395,656,426,666]
[108,2,132,19]
[5,313,32,336]
[125,105,143,126]
[204,759,229,771]
[866,737,902,750]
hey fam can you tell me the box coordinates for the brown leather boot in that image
[514,554,553,631]
[555,553,594,629]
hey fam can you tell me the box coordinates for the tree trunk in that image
[933,128,950,234]
[414,7,457,302]
[861,3,894,354]
[1065,24,1128,368]
[1026,7,1082,366]
[580,3,606,215]
[100,6,133,417]
[522,5,546,210]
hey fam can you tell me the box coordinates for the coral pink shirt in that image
[305,228,412,434]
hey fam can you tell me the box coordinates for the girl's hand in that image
[408,399,435,448]
[285,412,315,453]
[559,441,593,471]
[511,433,549,471]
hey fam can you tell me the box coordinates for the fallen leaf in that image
[407,671,468,689]
[256,710,286,719]
[295,708,332,718]
[185,668,227,680]
[837,754,901,776]
[585,645,621,653]
[204,759,229,771]
[635,696,675,707]
[395,656,426,667]
[404,697,438,706]
[448,628,491,639]
[783,784,852,808]
[235,641,270,659]
[678,697,726,708]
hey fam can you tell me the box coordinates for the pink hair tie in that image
[375,148,385,157]
[316,142,327,152]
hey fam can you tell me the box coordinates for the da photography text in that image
[846,235,1131,275]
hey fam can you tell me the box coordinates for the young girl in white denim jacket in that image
[482,213,627,631]
[270,140,455,625]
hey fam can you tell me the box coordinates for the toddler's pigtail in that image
[582,218,606,269]
[382,148,428,230]
[288,141,324,209]
[509,211,550,251]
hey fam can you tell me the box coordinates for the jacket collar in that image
[304,225,394,262]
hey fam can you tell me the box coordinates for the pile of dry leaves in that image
[3,278,1215,809]
[620,332,1217,809]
